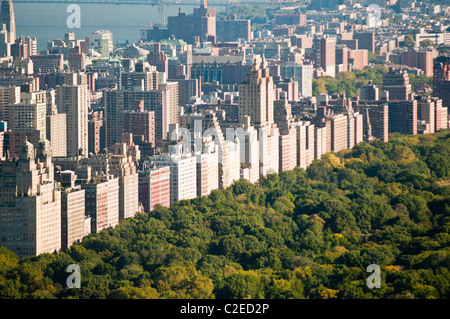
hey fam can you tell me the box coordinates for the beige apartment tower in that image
[238,58,279,177]
[60,171,87,250]
[56,85,89,157]
[46,112,67,157]
[0,139,61,257]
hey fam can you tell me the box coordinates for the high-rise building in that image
[348,112,363,149]
[432,97,445,132]
[280,62,313,97]
[46,112,67,157]
[238,59,275,126]
[90,30,113,59]
[0,139,61,257]
[357,103,389,143]
[216,15,252,42]
[81,176,119,234]
[236,118,260,184]
[417,96,436,134]
[68,46,86,72]
[9,89,47,139]
[123,100,156,145]
[388,100,417,135]
[148,42,168,74]
[0,122,4,160]
[433,56,450,108]
[60,170,87,250]
[22,36,37,57]
[238,58,279,176]
[138,164,171,212]
[383,68,412,101]
[355,32,375,53]
[401,49,433,77]
[107,141,140,221]
[348,49,369,70]
[174,78,201,107]
[0,0,15,44]
[180,110,240,190]
[315,126,327,161]
[296,121,315,169]
[335,45,349,72]
[56,85,89,157]
[274,99,297,172]
[151,143,197,205]
[11,37,27,59]
[314,37,336,78]
[120,62,159,91]
[275,9,306,26]
[196,139,219,197]
[330,114,348,153]
[0,85,19,123]
[360,80,379,101]
[88,111,105,155]
[81,139,140,222]
[3,130,41,158]
[0,24,10,57]
[167,0,216,44]
[30,54,64,74]
[104,80,178,145]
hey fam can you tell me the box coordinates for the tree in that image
[220,270,263,299]
[419,40,437,49]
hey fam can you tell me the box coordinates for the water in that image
[14,2,226,50]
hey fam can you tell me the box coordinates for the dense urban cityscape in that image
[0,0,449,302]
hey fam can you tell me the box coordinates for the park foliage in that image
[0,130,449,299]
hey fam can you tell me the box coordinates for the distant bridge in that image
[12,0,292,7]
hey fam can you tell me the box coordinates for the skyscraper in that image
[383,68,412,101]
[148,42,168,74]
[46,112,67,157]
[9,89,47,139]
[238,58,279,176]
[81,177,119,234]
[354,32,375,53]
[104,81,178,146]
[151,143,197,205]
[123,101,156,145]
[138,165,171,213]
[401,49,433,77]
[0,139,61,257]
[216,15,252,42]
[238,59,275,126]
[388,100,418,136]
[167,0,216,44]
[357,103,389,143]
[433,56,450,108]
[56,85,90,157]
[417,96,436,134]
[280,62,313,97]
[330,114,348,153]
[360,80,379,101]
[60,171,87,250]
[314,37,336,78]
[90,30,113,59]
[0,0,15,44]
